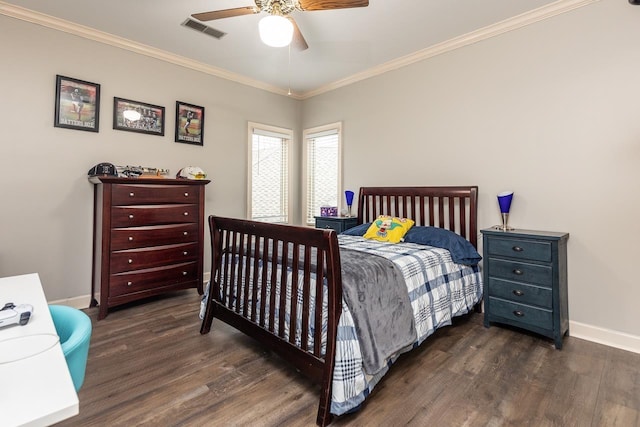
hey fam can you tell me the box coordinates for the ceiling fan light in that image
[259,15,293,47]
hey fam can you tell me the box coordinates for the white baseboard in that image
[49,294,93,309]
[570,320,640,354]
[49,274,212,310]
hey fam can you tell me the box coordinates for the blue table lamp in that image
[345,190,355,217]
[496,191,514,231]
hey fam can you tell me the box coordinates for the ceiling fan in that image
[192,0,369,50]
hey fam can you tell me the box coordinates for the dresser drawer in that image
[488,297,553,330]
[489,258,552,287]
[111,184,199,205]
[486,237,551,263]
[111,223,199,250]
[109,261,198,297]
[111,204,199,227]
[110,242,198,274]
[487,278,552,309]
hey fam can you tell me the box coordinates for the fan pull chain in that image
[287,43,292,96]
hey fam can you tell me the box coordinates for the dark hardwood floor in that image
[58,290,640,426]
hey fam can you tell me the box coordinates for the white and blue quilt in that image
[200,234,483,416]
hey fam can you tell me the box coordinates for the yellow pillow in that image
[363,215,415,243]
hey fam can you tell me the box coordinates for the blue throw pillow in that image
[403,226,482,265]
[340,222,372,236]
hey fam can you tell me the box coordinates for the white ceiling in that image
[2,0,590,98]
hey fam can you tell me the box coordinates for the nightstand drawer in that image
[315,216,358,233]
[487,278,552,309]
[487,237,551,263]
[488,297,553,330]
[489,258,552,287]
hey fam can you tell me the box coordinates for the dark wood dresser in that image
[91,177,210,319]
[481,228,569,349]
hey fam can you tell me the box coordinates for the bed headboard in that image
[356,186,479,248]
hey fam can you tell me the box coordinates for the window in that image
[247,122,292,223]
[303,122,342,226]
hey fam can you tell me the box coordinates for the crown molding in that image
[0,1,303,99]
[300,0,600,99]
[1,0,598,101]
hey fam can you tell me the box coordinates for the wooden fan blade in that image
[298,0,368,11]
[288,17,308,51]
[192,6,257,22]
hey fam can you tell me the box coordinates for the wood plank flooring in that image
[57,290,640,426]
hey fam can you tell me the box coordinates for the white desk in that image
[0,273,79,427]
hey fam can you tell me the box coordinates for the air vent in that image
[182,18,226,39]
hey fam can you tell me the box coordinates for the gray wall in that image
[1,0,639,347]
[303,0,640,341]
[0,15,301,302]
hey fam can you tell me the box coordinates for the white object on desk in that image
[0,273,79,427]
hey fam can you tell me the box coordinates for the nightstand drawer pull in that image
[513,310,525,317]
[513,269,523,275]
[512,290,524,297]
[512,246,523,252]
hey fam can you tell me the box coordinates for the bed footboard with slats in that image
[201,186,480,426]
[200,216,342,426]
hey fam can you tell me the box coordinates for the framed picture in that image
[113,97,165,136]
[175,101,205,146]
[54,75,101,132]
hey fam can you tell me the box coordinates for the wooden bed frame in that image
[200,186,479,426]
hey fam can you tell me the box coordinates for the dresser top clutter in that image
[90,176,210,320]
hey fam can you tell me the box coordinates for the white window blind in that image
[303,123,342,226]
[248,123,291,223]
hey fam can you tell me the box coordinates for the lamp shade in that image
[497,191,514,214]
[258,15,293,47]
[345,190,354,206]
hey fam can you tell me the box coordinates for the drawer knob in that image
[183,231,188,236]
[129,214,134,219]
[128,236,134,241]
[512,289,524,297]
[325,226,331,229]
[184,192,189,197]
[513,310,525,317]
[512,246,523,252]
[183,212,189,216]
[128,259,133,264]
[182,271,188,276]
[127,281,133,286]
[183,251,188,256]
[129,192,135,197]
[513,269,523,275]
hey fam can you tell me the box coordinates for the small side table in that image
[481,228,569,349]
[315,216,358,233]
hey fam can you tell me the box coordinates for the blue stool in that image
[49,305,92,391]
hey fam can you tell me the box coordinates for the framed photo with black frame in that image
[54,75,101,132]
[175,101,204,146]
[113,97,165,136]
